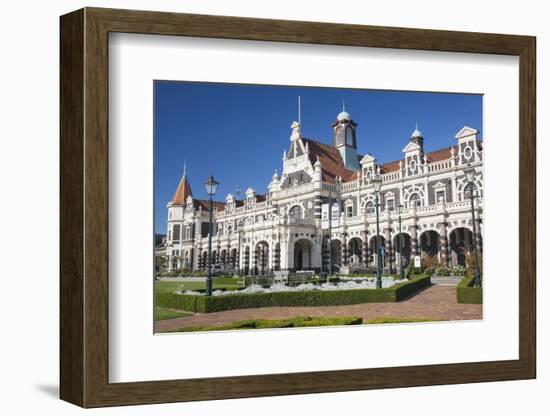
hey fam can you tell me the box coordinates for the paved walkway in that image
[155,284,482,332]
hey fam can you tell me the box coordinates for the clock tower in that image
[333,108,360,171]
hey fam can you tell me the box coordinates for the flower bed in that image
[156,275,430,313]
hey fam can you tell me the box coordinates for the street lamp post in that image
[371,174,383,289]
[204,175,219,296]
[464,164,482,288]
[398,204,405,280]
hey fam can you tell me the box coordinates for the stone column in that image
[341,233,348,266]
[196,252,202,271]
[314,195,322,220]
[362,230,369,268]
[438,221,449,266]
[385,227,394,274]
[274,243,281,271]
[321,235,329,273]
[244,247,250,275]
[253,245,259,275]
[410,225,419,256]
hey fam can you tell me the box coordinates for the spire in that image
[411,122,423,139]
[170,167,193,205]
[182,159,187,178]
[337,100,351,121]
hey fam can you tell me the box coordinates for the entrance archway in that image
[368,235,386,269]
[294,239,313,271]
[255,241,270,275]
[330,239,341,273]
[347,237,362,265]
[449,227,474,266]
[393,233,412,269]
[420,230,440,258]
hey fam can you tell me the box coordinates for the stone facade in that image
[165,112,483,274]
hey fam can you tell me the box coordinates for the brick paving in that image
[154,284,482,332]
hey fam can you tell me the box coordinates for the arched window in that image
[289,205,302,220]
[464,183,478,200]
[409,193,422,207]
[336,126,345,146]
[365,201,375,214]
[345,127,354,146]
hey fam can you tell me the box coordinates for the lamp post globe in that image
[371,174,383,289]
[204,175,219,296]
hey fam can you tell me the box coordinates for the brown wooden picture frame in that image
[60,7,536,408]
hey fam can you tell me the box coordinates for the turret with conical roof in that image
[170,166,193,206]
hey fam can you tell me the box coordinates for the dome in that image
[337,111,351,121]
[411,128,423,138]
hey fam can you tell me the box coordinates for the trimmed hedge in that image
[164,316,363,333]
[157,275,431,313]
[456,276,483,304]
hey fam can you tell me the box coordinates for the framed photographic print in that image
[60,7,536,408]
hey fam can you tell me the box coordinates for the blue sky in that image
[154,81,482,234]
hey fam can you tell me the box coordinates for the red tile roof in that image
[302,139,461,181]
[192,199,226,211]
[303,138,358,183]
[426,145,457,163]
[380,159,401,173]
[171,175,192,205]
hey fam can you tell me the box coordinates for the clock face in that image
[336,126,345,146]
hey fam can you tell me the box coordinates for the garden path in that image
[155,284,482,332]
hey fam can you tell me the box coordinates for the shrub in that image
[421,255,441,269]
[165,316,363,332]
[406,264,423,278]
[157,276,431,313]
[434,266,451,276]
[456,276,482,304]
[465,253,483,278]
[423,267,435,276]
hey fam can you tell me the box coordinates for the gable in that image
[455,126,478,139]
[402,141,421,153]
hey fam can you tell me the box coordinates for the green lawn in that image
[154,307,193,321]
[163,316,363,333]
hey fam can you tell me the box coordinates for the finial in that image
[342,99,345,112]
[183,159,187,177]
[283,149,287,159]
[415,121,418,131]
